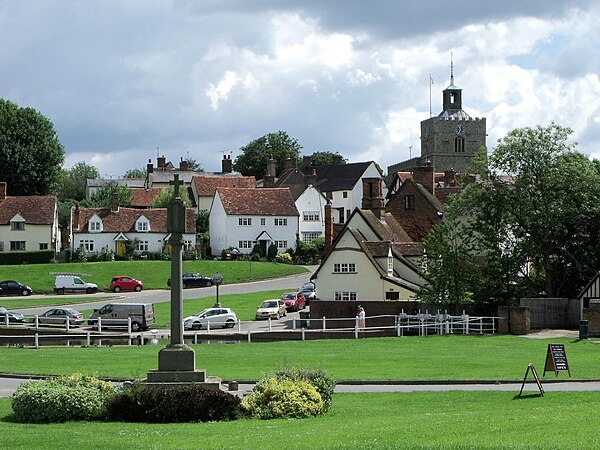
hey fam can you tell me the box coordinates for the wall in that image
[497,306,531,335]
[583,308,600,337]
[519,298,580,329]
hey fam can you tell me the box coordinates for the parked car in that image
[167,273,213,288]
[281,291,306,311]
[110,276,144,293]
[299,281,317,304]
[54,275,98,295]
[36,308,85,327]
[88,303,154,331]
[183,308,237,330]
[0,307,25,323]
[0,280,33,296]
[255,299,287,320]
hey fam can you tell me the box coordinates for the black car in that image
[167,273,213,289]
[0,280,33,296]
[0,307,25,323]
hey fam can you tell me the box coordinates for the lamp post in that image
[212,272,224,307]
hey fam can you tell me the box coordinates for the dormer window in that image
[136,216,150,232]
[89,221,101,232]
[88,214,103,232]
[10,221,25,231]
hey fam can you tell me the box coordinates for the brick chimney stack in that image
[72,204,80,231]
[263,156,276,188]
[412,163,435,195]
[0,182,6,200]
[361,178,385,219]
[157,155,166,170]
[111,188,119,212]
[222,154,233,173]
[147,159,154,174]
[305,168,317,188]
[324,197,333,253]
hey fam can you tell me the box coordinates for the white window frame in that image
[10,241,26,251]
[238,240,253,249]
[79,240,94,252]
[302,232,322,243]
[334,291,357,301]
[274,218,288,226]
[137,220,149,232]
[275,240,288,249]
[136,240,149,252]
[239,217,252,226]
[333,263,356,273]
[10,221,25,231]
[303,211,320,222]
[89,221,102,232]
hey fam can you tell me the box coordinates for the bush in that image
[0,250,55,265]
[241,377,324,419]
[11,374,114,423]
[275,252,292,264]
[255,367,336,412]
[106,382,241,423]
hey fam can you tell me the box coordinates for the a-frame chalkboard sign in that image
[543,343,571,377]
[519,363,544,397]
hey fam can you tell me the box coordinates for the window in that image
[79,240,94,251]
[10,241,26,251]
[455,137,465,152]
[386,291,400,300]
[302,232,322,243]
[334,291,357,301]
[10,221,25,231]
[0,242,3,251]
[274,218,287,226]
[260,218,266,226]
[342,192,348,199]
[239,217,252,226]
[89,221,101,232]
[39,243,49,250]
[333,263,356,273]
[137,221,149,232]
[303,211,320,222]
[275,240,288,249]
[404,195,414,210]
[238,240,253,249]
[136,240,149,252]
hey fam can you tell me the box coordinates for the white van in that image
[88,303,155,332]
[54,275,98,295]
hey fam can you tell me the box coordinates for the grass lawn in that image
[0,260,307,294]
[1,391,599,449]
[0,335,597,381]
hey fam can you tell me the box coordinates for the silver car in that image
[37,308,85,327]
[183,308,237,330]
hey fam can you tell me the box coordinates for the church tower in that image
[387,57,486,175]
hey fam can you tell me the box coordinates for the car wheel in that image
[113,286,121,293]
[134,285,142,292]
[57,288,65,295]
[21,289,30,296]
[86,288,93,294]
[131,322,141,332]
[205,280,212,287]
[192,322,202,330]
[225,319,235,328]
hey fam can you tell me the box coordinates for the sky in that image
[2,0,600,177]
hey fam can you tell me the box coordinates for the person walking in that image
[357,305,366,329]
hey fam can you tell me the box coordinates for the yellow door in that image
[117,241,125,257]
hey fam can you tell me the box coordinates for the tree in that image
[461,123,600,299]
[150,186,191,208]
[123,168,146,179]
[0,99,64,195]
[184,157,203,172]
[309,151,346,166]
[233,131,302,179]
[82,184,132,208]
[57,161,100,201]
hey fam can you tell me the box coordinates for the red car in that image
[281,291,306,312]
[110,276,144,293]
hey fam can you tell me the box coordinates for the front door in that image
[117,241,125,257]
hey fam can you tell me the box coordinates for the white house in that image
[295,185,327,243]
[311,207,425,302]
[0,182,60,254]
[71,196,196,257]
[209,187,299,256]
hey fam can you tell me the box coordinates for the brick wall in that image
[497,306,532,335]
[583,308,600,337]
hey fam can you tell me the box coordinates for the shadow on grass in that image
[512,393,543,400]
[1,413,20,423]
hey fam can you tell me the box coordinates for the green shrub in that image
[242,377,324,419]
[275,252,292,264]
[11,374,114,423]
[255,367,336,411]
[106,382,241,423]
[0,250,55,264]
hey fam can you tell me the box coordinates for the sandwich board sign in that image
[543,343,571,377]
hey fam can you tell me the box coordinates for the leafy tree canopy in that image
[0,99,64,195]
[185,156,204,172]
[123,168,147,179]
[309,151,347,166]
[150,186,192,208]
[57,161,100,202]
[82,184,132,209]
[233,131,302,179]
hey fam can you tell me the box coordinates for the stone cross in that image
[169,173,184,198]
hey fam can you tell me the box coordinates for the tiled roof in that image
[216,187,299,216]
[0,195,56,225]
[193,175,256,197]
[308,161,374,192]
[364,241,424,257]
[130,188,162,208]
[358,210,413,242]
[72,206,196,233]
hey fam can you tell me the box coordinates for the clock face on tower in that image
[455,124,465,135]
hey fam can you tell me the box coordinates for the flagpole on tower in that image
[429,73,434,117]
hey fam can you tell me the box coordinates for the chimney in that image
[72,204,80,231]
[361,178,384,219]
[179,157,189,171]
[332,154,343,165]
[284,156,294,171]
[303,155,313,170]
[157,155,166,170]
[111,188,119,212]
[444,169,457,186]
[147,159,154,174]
[412,163,435,195]
[263,173,275,188]
[222,154,232,173]
[267,156,276,177]
[305,168,317,188]
[0,182,6,200]
[324,199,334,253]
